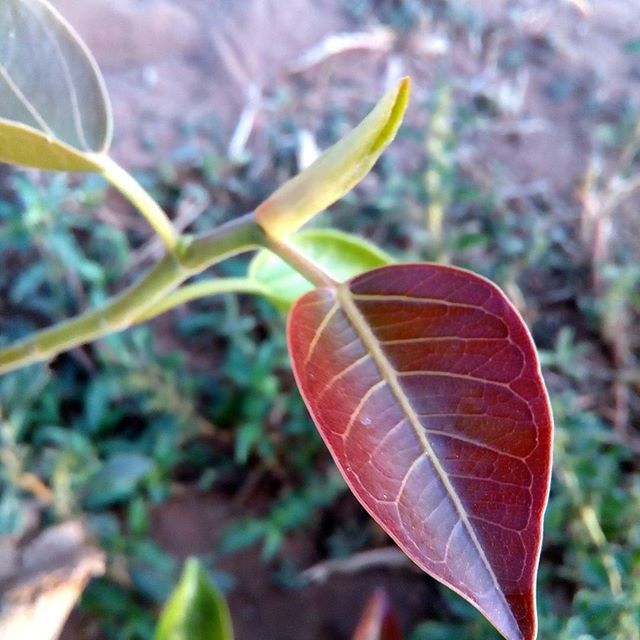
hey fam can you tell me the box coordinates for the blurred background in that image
[1,0,639,638]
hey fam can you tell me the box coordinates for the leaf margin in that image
[287,262,554,640]
[254,77,410,239]
[0,118,104,171]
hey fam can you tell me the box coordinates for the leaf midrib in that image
[335,283,518,635]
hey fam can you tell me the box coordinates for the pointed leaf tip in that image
[370,77,410,153]
[155,558,233,640]
[287,263,553,640]
[255,77,411,239]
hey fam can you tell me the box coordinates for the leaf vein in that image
[18,0,90,149]
[0,64,53,136]
[316,352,371,401]
[303,300,339,365]
[422,430,528,462]
[351,292,506,324]
[337,284,518,631]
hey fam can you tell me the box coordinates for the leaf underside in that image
[0,119,102,171]
[0,0,111,169]
[287,264,553,640]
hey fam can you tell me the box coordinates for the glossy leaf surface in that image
[0,0,111,169]
[155,558,233,640]
[288,264,553,640]
[249,229,392,310]
[352,589,402,640]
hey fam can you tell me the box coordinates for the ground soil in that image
[149,488,440,639]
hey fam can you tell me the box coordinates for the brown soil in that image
[149,488,439,639]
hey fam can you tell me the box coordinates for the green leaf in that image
[84,453,154,509]
[249,229,393,310]
[254,77,410,238]
[0,120,103,171]
[155,558,234,640]
[0,0,111,170]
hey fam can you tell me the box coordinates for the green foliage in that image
[538,393,640,640]
[0,0,111,169]
[538,328,590,381]
[249,228,392,310]
[219,469,346,561]
[82,579,158,640]
[410,585,503,639]
[85,453,155,509]
[255,78,410,238]
[155,558,233,640]
[0,169,356,636]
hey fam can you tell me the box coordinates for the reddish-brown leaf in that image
[352,588,402,640]
[287,264,553,640]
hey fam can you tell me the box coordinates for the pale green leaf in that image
[155,558,233,640]
[249,229,393,310]
[254,77,410,238]
[0,0,112,170]
[84,453,154,509]
[0,119,103,171]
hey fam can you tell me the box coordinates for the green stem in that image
[134,278,268,323]
[0,214,260,376]
[90,153,179,250]
[0,210,344,376]
[261,233,338,289]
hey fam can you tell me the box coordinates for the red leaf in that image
[352,588,402,640]
[287,264,553,640]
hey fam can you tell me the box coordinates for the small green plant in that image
[155,558,400,640]
[0,2,554,639]
[155,558,233,640]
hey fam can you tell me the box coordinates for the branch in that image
[0,214,261,376]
